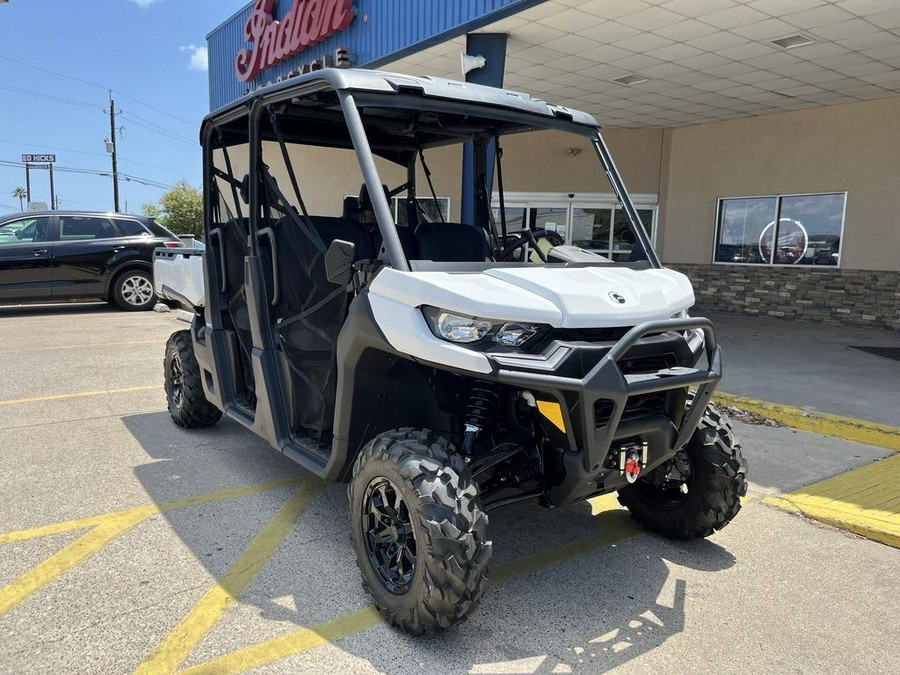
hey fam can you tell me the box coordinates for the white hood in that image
[370,266,694,328]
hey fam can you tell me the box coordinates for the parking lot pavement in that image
[706,311,900,427]
[0,305,898,674]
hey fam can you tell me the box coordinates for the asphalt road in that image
[0,303,897,674]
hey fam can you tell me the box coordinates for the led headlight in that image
[424,308,493,343]
[422,307,544,347]
[495,323,540,347]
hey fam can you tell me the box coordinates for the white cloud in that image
[181,45,208,72]
[130,0,162,7]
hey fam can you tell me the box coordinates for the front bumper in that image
[492,317,721,505]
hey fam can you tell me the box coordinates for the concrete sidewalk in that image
[701,310,900,547]
[705,311,900,427]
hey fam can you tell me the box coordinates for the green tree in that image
[12,187,26,212]
[142,180,203,238]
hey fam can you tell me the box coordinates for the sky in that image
[0,0,248,215]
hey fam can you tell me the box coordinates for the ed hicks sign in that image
[236,0,355,82]
[22,154,56,163]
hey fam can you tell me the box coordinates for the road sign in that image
[22,154,56,163]
[27,201,48,211]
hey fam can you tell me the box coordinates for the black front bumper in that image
[493,317,721,505]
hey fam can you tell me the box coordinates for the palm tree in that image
[12,187,26,211]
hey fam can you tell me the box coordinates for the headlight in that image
[422,307,544,347]
[432,311,493,343]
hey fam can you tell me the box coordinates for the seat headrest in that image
[239,175,251,205]
[358,183,389,212]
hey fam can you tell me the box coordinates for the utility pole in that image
[106,91,120,212]
[25,162,31,203]
[49,163,56,210]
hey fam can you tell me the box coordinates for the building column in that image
[461,32,507,226]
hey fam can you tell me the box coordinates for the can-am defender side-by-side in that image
[154,69,747,634]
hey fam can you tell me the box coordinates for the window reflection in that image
[715,194,844,266]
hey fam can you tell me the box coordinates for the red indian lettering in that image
[235,0,355,83]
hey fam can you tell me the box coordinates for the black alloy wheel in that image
[348,428,491,634]
[362,477,417,594]
[169,350,185,411]
[164,330,222,428]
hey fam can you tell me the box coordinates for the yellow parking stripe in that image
[714,392,900,452]
[180,498,644,675]
[765,453,900,548]
[0,385,158,407]
[135,479,322,675]
[0,508,152,617]
[179,607,383,675]
[0,339,160,354]
[0,476,306,545]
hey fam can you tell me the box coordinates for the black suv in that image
[0,211,182,311]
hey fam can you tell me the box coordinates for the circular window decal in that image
[759,218,808,265]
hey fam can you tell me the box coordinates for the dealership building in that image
[207,0,900,331]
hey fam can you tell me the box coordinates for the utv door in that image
[196,124,258,421]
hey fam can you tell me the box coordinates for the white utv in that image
[154,69,746,634]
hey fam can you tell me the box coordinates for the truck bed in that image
[153,247,205,310]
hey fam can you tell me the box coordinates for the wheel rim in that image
[362,477,417,595]
[632,450,693,510]
[121,275,154,306]
[169,352,184,410]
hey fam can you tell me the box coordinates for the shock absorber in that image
[460,382,500,457]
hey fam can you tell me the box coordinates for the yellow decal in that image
[537,400,566,433]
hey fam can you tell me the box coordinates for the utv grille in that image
[594,392,668,428]
[618,352,677,375]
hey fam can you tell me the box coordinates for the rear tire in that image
[111,269,156,311]
[164,330,221,428]
[349,428,491,635]
[617,403,747,539]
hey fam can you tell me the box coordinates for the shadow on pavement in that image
[0,301,116,318]
[123,410,738,673]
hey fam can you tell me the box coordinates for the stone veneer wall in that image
[668,264,900,332]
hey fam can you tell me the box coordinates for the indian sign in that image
[235,0,356,82]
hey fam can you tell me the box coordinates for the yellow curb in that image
[763,453,900,549]
[714,392,900,453]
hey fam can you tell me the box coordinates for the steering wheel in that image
[498,228,546,262]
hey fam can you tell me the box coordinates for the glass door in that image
[492,195,657,261]
[572,205,655,261]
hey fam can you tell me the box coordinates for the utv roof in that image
[204,67,600,129]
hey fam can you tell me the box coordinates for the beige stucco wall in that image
[496,128,663,195]
[256,127,664,219]
[658,96,900,271]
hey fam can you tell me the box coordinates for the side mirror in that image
[325,239,355,286]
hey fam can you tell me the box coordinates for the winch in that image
[608,440,649,483]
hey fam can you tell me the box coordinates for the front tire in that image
[164,330,222,428]
[112,269,156,311]
[349,429,491,635]
[618,403,747,539]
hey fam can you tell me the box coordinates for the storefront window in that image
[715,193,845,266]
[572,207,653,261]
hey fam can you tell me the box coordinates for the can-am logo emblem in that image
[609,292,626,304]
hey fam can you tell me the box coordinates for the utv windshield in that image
[209,85,659,276]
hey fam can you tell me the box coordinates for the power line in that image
[0,138,109,159]
[0,159,176,190]
[0,55,197,127]
[0,140,198,178]
[118,157,200,180]
[119,113,197,147]
[114,91,196,127]
[0,83,103,111]
[0,55,108,92]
